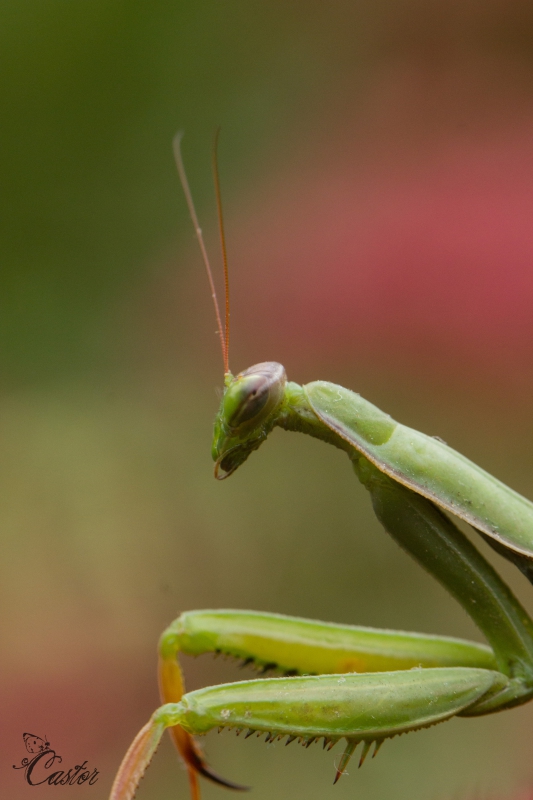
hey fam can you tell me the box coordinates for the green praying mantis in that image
[110,135,533,800]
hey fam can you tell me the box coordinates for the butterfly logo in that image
[23,733,50,754]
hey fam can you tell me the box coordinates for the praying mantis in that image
[109,135,533,800]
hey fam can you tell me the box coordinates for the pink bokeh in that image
[231,124,533,385]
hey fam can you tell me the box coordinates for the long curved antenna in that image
[173,132,229,374]
[212,128,230,374]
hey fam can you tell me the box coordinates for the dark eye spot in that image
[231,386,269,426]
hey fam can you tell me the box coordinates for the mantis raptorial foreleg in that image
[115,666,508,796]
[108,138,533,800]
[161,609,498,675]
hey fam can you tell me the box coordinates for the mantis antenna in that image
[173,132,230,375]
[212,128,230,372]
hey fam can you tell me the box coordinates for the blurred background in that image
[2,1,533,798]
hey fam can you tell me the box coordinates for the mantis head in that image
[212,362,287,479]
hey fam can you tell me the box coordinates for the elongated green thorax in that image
[213,364,533,569]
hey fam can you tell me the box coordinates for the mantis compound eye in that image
[223,362,286,430]
[212,362,287,479]
[225,374,269,427]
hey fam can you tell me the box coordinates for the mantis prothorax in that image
[109,135,533,800]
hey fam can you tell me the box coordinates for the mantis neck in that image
[276,381,353,451]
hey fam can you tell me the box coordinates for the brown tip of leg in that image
[169,726,249,793]
[196,759,250,791]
